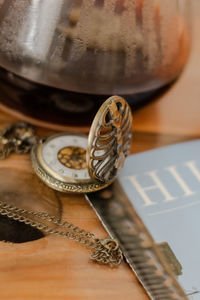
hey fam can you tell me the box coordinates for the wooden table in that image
[0,4,199,300]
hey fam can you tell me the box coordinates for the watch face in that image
[31,132,113,193]
[37,134,91,183]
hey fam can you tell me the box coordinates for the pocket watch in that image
[31,95,132,193]
[0,95,132,266]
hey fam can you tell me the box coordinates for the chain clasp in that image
[90,238,123,266]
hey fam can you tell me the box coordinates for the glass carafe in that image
[0,0,191,129]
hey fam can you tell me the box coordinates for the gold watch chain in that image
[0,200,123,266]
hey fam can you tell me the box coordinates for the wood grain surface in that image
[0,3,199,300]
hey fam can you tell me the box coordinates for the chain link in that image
[0,122,38,159]
[0,200,123,266]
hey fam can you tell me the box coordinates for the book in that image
[87,140,200,300]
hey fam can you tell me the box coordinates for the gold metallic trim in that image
[31,142,112,193]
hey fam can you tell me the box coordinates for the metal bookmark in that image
[86,181,188,300]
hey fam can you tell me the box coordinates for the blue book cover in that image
[118,140,200,299]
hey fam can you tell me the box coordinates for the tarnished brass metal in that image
[31,96,132,193]
[0,122,38,159]
[86,181,188,299]
[0,199,122,266]
[87,96,132,183]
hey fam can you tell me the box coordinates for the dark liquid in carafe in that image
[0,67,173,128]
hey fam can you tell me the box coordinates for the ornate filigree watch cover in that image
[31,96,132,193]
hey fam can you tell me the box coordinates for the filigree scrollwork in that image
[87,96,132,183]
